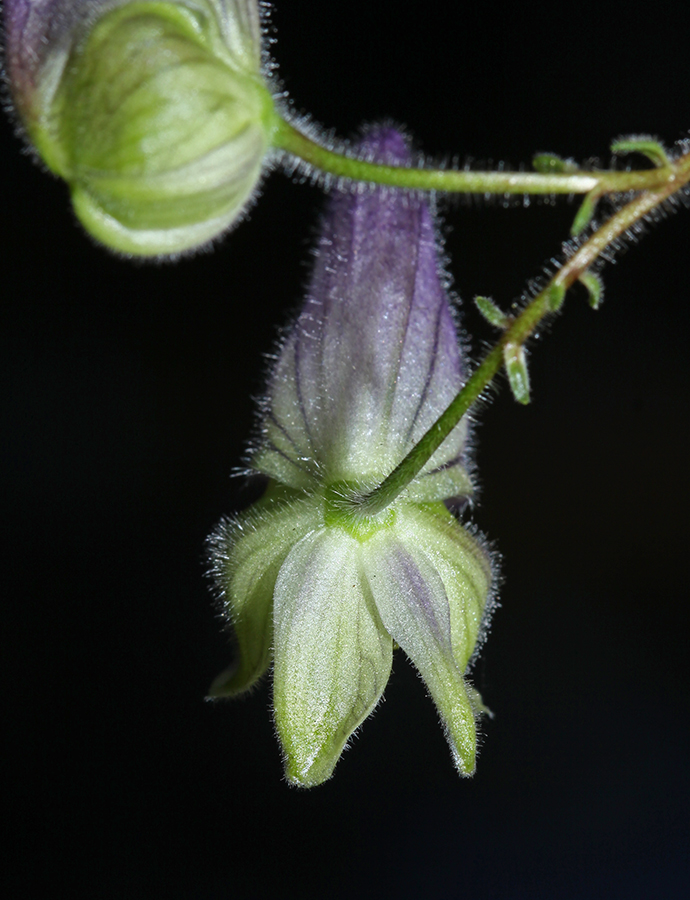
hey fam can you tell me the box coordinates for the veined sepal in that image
[207,483,321,698]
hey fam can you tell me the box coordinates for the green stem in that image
[356,148,690,516]
[274,117,676,197]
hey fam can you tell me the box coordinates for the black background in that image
[3,2,688,897]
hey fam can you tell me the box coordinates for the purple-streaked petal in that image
[254,126,471,501]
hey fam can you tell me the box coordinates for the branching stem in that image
[355,147,690,516]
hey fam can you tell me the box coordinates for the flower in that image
[4,0,275,256]
[208,126,495,787]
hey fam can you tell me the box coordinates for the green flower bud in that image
[7,0,276,256]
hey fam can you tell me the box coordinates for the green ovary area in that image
[322,482,396,542]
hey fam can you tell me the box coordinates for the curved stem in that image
[274,117,677,197]
[356,148,690,516]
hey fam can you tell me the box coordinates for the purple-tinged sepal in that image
[4,0,275,256]
[209,127,496,786]
[361,501,492,776]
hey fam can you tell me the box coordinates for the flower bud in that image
[5,0,275,256]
